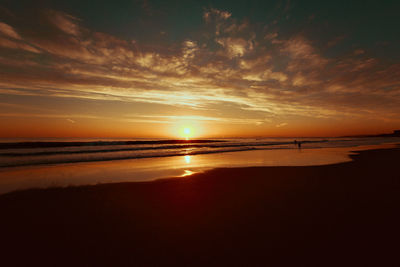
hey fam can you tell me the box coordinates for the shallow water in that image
[1,137,399,167]
[0,143,397,195]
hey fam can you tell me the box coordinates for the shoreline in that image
[1,145,399,266]
[0,144,397,195]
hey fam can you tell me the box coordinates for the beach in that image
[3,1,400,265]
[1,146,399,266]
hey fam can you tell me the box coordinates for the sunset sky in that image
[0,0,399,138]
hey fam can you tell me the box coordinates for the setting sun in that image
[171,120,203,139]
[181,127,192,140]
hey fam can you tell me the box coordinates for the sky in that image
[0,0,399,138]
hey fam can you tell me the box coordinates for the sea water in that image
[0,137,398,194]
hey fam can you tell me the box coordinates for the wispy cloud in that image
[0,22,21,39]
[276,122,288,128]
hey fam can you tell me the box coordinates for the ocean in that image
[0,137,399,194]
[1,137,399,167]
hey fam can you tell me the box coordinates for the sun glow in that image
[180,126,194,140]
[170,119,204,139]
[183,128,191,139]
[184,155,191,164]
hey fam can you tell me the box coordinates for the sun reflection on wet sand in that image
[184,155,191,164]
[181,170,195,177]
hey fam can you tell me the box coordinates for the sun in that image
[170,120,203,139]
[181,127,192,140]
[184,127,191,136]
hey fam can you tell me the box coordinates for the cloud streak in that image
[0,22,21,39]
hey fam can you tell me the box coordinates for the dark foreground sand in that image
[1,147,400,266]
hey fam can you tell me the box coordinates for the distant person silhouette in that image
[297,141,302,149]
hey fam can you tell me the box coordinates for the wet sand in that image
[1,146,399,266]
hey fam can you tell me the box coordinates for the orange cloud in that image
[46,10,81,36]
[0,22,21,39]
[0,37,40,53]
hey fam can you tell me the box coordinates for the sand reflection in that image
[184,155,191,164]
